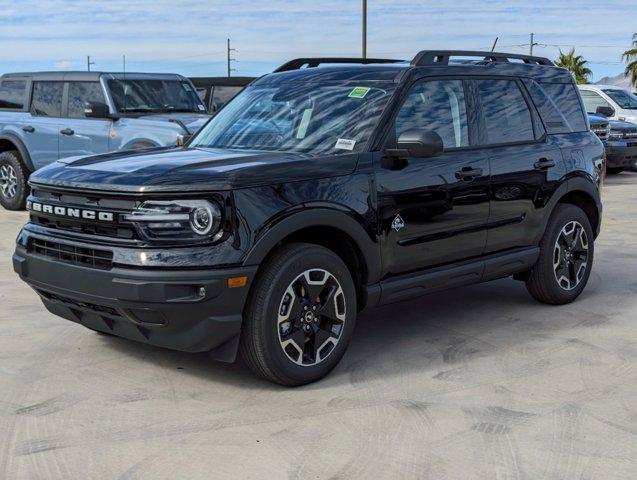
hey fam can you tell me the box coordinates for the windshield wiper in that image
[118,107,163,113]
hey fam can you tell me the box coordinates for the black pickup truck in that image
[14,52,603,385]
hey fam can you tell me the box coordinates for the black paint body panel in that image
[15,59,604,359]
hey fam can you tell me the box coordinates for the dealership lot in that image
[0,174,635,479]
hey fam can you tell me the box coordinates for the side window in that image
[580,90,611,115]
[31,82,63,117]
[67,82,106,118]
[476,79,534,144]
[539,83,588,131]
[0,80,27,109]
[211,86,243,111]
[395,79,469,149]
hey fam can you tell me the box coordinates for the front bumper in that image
[13,244,256,356]
[605,142,637,169]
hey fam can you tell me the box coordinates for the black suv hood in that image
[29,147,358,193]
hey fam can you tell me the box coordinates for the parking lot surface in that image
[1,173,636,479]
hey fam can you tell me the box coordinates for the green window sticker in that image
[348,87,370,99]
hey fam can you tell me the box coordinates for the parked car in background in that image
[0,71,210,210]
[578,84,637,124]
[14,52,603,385]
[587,113,637,174]
[189,76,255,113]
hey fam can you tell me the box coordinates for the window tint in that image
[211,86,243,111]
[67,82,106,118]
[0,80,27,109]
[602,89,637,109]
[580,90,612,114]
[31,82,63,117]
[395,79,469,149]
[540,83,588,132]
[476,80,534,144]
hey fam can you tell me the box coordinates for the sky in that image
[0,0,635,82]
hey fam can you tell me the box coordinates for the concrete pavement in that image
[1,173,636,479]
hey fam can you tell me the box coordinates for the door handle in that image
[60,128,75,136]
[534,158,556,170]
[455,166,483,181]
[22,125,35,133]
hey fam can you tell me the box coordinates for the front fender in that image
[0,131,35,171]
[243,207,382,284]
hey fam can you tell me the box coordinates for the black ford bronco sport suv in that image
[13,51,604,386]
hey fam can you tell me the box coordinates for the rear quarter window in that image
[0,80,27,110]
[526,80,588,133]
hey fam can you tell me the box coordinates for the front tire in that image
[0,150,29,210]
[525,204,594,305]
[240,243,356,386]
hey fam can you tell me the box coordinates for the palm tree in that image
[555,48,593,84]
[622,34,637,90]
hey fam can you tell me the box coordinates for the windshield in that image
[603,89,637,109]
[190,82,396,155]
[107,79,206,113]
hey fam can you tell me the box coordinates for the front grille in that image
[29,238,113,270]
[591,125,608,141]
[28,188,139,242]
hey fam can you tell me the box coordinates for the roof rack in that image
[274,57,404,73]
[411,50,554,67]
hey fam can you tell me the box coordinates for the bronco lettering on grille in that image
[27,201,115,222]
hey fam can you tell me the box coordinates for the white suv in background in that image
[578,84,637,124]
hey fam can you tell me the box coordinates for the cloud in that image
[53,60,75,69]
[0,0,635,80]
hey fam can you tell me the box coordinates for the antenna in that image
[87,55,95,71]
[123,54,126,115]
[491,37,499,52]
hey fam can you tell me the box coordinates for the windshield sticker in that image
[335,138,356,150]
[348,87,371,99]
[296,108,314,139]
[182,83,193,92]
[197,105,206,111]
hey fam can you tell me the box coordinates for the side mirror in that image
[388,129,444,158]
[84,101,111,119]
[596,106,614,117]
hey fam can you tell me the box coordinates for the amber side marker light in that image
[227,276,248,288]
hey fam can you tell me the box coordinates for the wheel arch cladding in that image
[243,209,381,310]
[0,135,34,171]
[557,190,600,238]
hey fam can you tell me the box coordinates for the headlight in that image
[123,199,222,244]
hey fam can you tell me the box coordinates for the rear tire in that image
[0,150,29,210]
[606,167,625,175]
[240,243,356,386]
[525,204,594,305]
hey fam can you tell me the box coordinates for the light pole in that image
[362,0,367,60]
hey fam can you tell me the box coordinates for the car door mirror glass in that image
[84,101,110,119]
[596,105,614,117]
[390,129,444,158]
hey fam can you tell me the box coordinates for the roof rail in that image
[274,57,404,73]
[411,50,554,67]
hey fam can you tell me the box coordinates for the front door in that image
[58,81,111,159]
[375,78,490,275]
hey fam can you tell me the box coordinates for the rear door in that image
[58,81,111,159]
[375,78,491,275]
[473,78,565,254]
[25,81,64,169]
